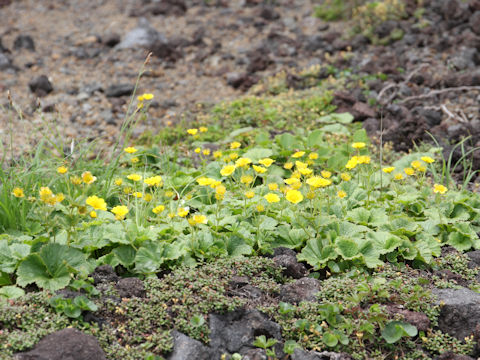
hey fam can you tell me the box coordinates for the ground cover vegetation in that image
[1,0,480,358]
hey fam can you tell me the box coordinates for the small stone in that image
[279,277,320,304]
[116,277,145,298]
[91,265,119,285]
[273,254,308,279]
[28,75,53,97]
[105,83,134,97]
[167,331,213,360]
[13,35,35,51]
[470,11,480,35]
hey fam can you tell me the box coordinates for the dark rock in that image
[247,49,273,73]
[444,69,480,87]
[105,83,134,97]
[442,0,471,22]
[304,35,325,52]
[350,34,370,50]
[41,102,56,113]
[362,117,380,135]
[226,72,259,90]
[415,107,443,127]
[28,75,53,97]
[209,309,283,356]
[433,287,480,340]
[352,102,376,120]
[0,52,12,70]
[102,33,121,47]
[471,11,480,35]
[241,348,267,360]
[374,20,400,38]
[14,328,106,360]
[229,276,250,289]
[13,35,35,51]
[150,39,183,62]
[273,254,308,279]
[273,247,297,258]
[435,351,475,360]
[386,305,430,331]
[116,277,145,298]
[279,277,320,304]
[466,250,480,267]
[291,348,352,360]
[167,331,213,360]
[258,6,280,20]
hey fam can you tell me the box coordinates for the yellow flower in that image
[187,128,198,135]
[86,195,107,211]
[433,184,448,194]
[210,180,221,189]
[131,157,139,164]
[268,183,278,191]
[394,173,404,180]
[235,157,252,168]
[321,170,332,179]
[245,190,255,199]
[57,166,68,174]
[286,189,304,204]
[308,152,318,160]
[144,176,163,187]
[197,177,216,186]
[144,193,153,202]
[127,173,142,182]
[39,187,53,203]
[230,141,241,149]
[12,187,25,198]
[292,151,305,158]
[213,151,223,159]
[165,190,175,197]
[90,211,97,218]
[259,158,274,167]
[411,160,422,170]
[229,152,239,160]
[203,149,211,156]
[55,193,65,203]
[404,168,415,176]
[168,212,176,218]
[124,147,138,154]
[253,165,267,174]
[240,175,254,184]
[256,204,265,212]
[295,161,308,170]
[137,95,145,102]
[220,165,236,176]
[358,156,371,164]
[71,176,82,185]
[421,156,435,164]
[292,171,301,179]
[194,148,201,154]
[264,193,280,203]
[177,207,189,217]
[337,190,347,198]
[199,126,208,133]
[152,205,165,214]
[124,187,133,194]
[82,171,97,184]
[306,176,332,188]
[114,178,123,186]
[345,157,358,170]
[382,167,395,173]
[306,191,315,199]
[352,142,366,149]
[284,177,301,185]
[111,205,129,220]
[284,162,293,170]
[132,192,143,198]
[142,93,154,100]
[298,167,313,176]
[192,214,207,225]
[417,166,427,172]
[341,173,351,181]
[216,185,226,196]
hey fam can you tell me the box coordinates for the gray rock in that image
[13,35,35,51]
[291,349,352,360]
[117,18,165,49]
[0,52,12,70]
[105,83,134,97]
[167,331,213,360]
[471,11,480,35]
[116,277,145,298]
[14,328,106,360]
[209,309,283,356]
[466,250,480,267]
[91,264,119,285]
[28,75,53,97]
[273,254,307,279]
[279,277,320,304]
[433,287,480,339]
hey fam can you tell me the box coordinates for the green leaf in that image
[321,124,350,135]
[381,321,417,344]
[283,340,300,355]
[447,232,473,252]
[113,245,136,267]
[322,331,338,347]
[298,239,337,269]
[277,133,300,151]
[16,244,87,291]
[366,231,402,255]
[242,148,273,162]
[335,238,360,260]
[225,236,253,256]
[190,314,205,327]
[0,285,25,299]
[306,129,325,148]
